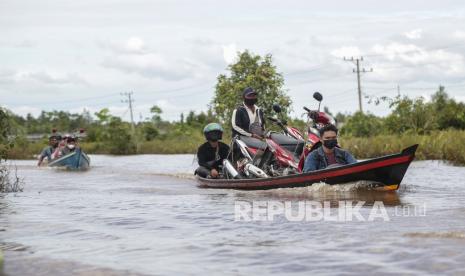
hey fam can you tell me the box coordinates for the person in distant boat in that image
[60,136,78,156]
[231,87,265,139]
[195,123,230,178]
[37,134,61,166]
[303,124,357,172]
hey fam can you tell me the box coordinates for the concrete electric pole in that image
[121,92,135,134]
[344,56,373,113]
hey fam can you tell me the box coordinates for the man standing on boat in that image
[37,133,61,166]
[303,124,357,172]
[195,123,230,178]
[231,87,265,139]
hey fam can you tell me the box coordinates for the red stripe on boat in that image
[208,155,412,188]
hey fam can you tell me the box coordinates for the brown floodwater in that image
[1,155,465,275]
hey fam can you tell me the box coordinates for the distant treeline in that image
[6,106,217,156]
[2,87,465,165]
[337,86,465,137]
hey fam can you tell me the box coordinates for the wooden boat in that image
[48,148,90,170]
[197,144,418,191]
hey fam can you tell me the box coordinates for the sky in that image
[1,0,465,122]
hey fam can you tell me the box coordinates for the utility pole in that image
[121,92,135,134]
[344,56,373,113]
[397,84,401,97]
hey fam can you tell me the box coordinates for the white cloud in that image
[2,105,42,117]
[453,30,465,39]
[222,44,239,64]
[0,69,88,85]
[2,1,465,119]
[125,37,145,53]
[404,29,423,39]
[330,46,362,59]
[25,71,88,85]
[98,37,149,55]
[102,53,195,81]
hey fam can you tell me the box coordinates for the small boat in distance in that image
[48,148,90,170]
[197,144,418,191]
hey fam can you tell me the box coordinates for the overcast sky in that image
[1,0,465,121]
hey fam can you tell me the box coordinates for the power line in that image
[343,56,373,113]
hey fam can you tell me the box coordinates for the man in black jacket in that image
[231,87,265,139]
[195,123,230,178]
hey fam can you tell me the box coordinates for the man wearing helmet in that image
[37,133,62,166]
[231,87,265,139]
[195,123,230,178]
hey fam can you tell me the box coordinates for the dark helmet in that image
[203,123,224,141]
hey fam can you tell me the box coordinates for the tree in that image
[211,50,292,124]
[340,111,384,137]
[384,95,437,134]
[431,86,465,130]
[105,117,136,154]
[95,108,112,125]
[0,108,12,160]
[150,105,163,124]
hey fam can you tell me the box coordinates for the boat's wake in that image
[246,181,402,204]
[276,181,382,193]
[404,231,465,240]
[146,172,196,180]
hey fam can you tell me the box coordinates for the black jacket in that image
[197,142,230,170]
[231,104,265,137]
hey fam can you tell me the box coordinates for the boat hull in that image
[48,148,90,170]
[196,144,418,190]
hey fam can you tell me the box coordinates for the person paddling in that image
[303,124,357,172]
[37,133,61,166]
[195,123,230,178]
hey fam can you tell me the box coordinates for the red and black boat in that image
[197,144,418,191]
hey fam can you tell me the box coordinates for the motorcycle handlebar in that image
[303,107,319,120]
[267,116,278,122]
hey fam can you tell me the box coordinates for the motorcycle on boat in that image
[224,92,336,179]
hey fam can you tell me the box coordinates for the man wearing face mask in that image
[60,136,78,156]
[303,124,357,172]
[231,87,265,139]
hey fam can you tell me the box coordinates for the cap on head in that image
[243,87,257,99]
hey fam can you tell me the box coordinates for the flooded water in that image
[1,155,465,275]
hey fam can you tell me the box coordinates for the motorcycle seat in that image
[270,133,305,155]
[239,136,267,150]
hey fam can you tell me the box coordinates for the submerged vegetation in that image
[341,129,465,166]
[2,51,465,165]
[0,108,23,193]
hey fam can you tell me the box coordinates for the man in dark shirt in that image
[303,124,357,172]
[196,123,230,178]
[231,87,265,139]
